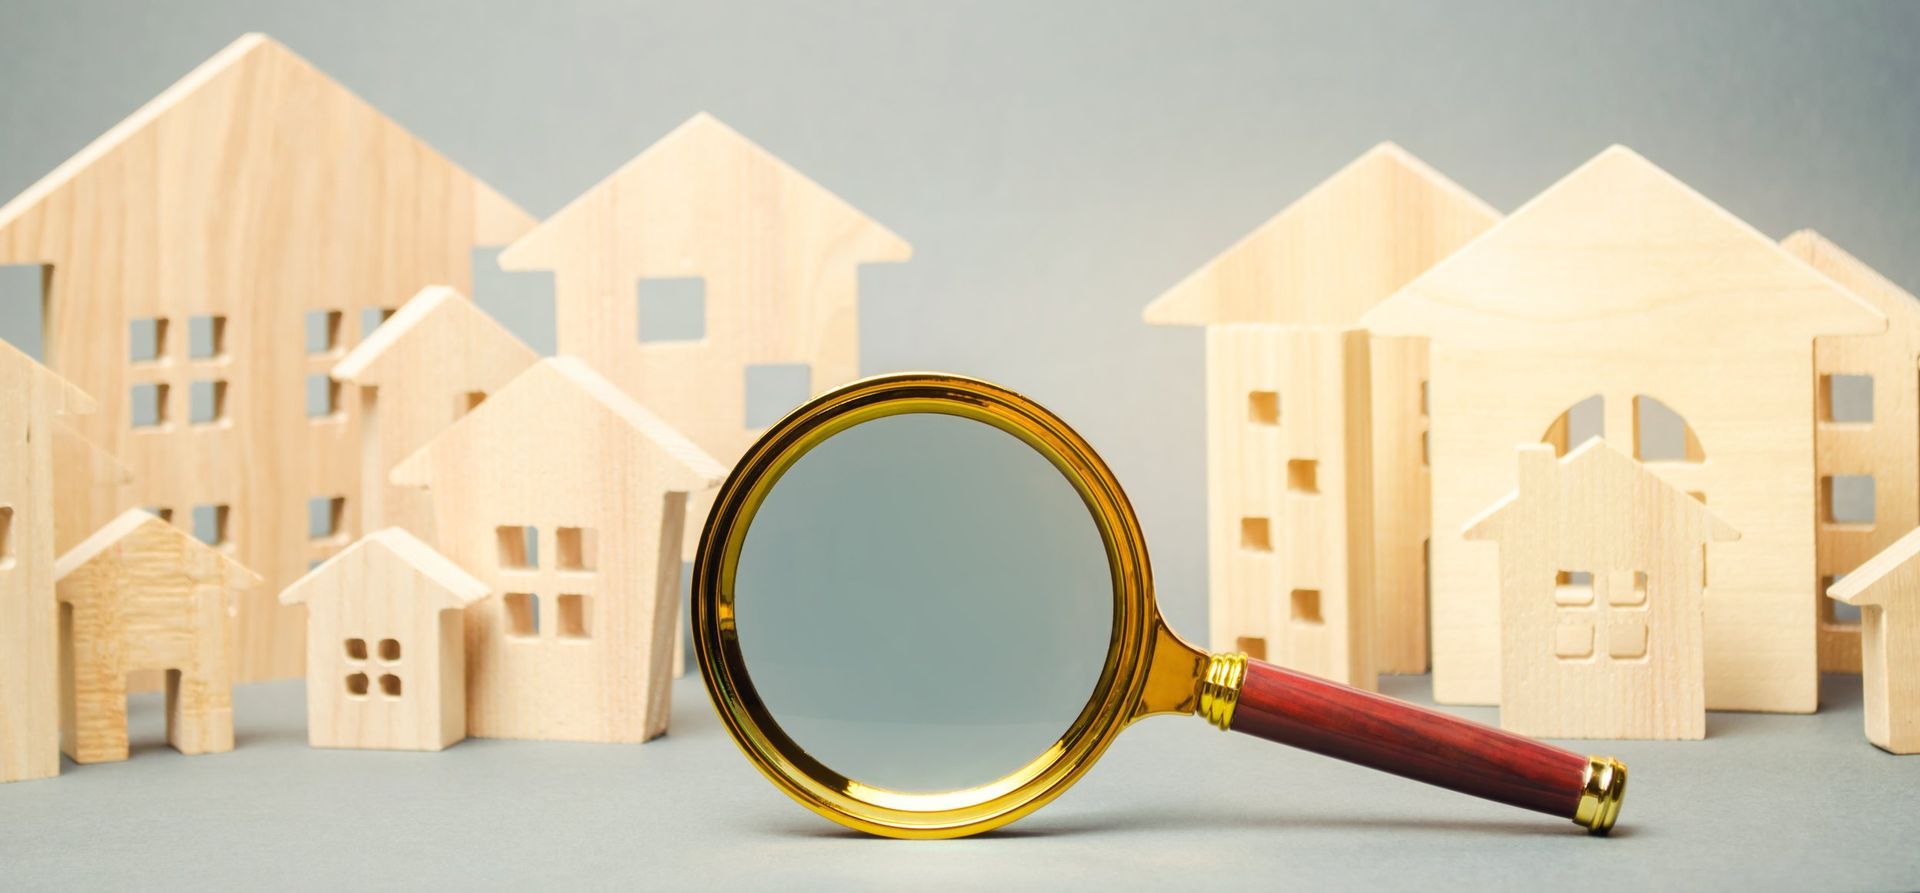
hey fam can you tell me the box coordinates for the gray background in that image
[2,1,1918,889]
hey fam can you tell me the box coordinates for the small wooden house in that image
[55,509,262,763]
[1827,529,1920,754]
[1466,442,1737,739]
[392,358,727,743]
[1143,143,1500,674]
[279,528,490,751]
[0,339,94,783]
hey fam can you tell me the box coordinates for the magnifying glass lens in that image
[734,412,1114,793]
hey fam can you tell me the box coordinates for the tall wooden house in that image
[1143,143,1500,674]
[1363,146,1883,713]
[0,34,537,681]
[1827,529,1920,754]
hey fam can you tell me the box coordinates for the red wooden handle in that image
[1227,659,1623,832]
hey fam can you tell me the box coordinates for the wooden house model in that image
[0,33,537,682]
[0,339,94,783]
[55,509,262,763]
[1363,146,1884,713]
[1143,143,1500,675]
[392,358,727,743]
[1466,442,1738,739]
[1827,529,1920,754]
[279,528,490,751]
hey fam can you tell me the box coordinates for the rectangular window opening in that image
[189,379,229,425]
[1608,570,1648,607]
[131,382,170,429]
[1235,636,1267,662]
[558,594,590,639]
[556,526,597,572]
[504,592,539,637]
[744,363,812,430]
[191,504,231,548]
[345,672,369,696]
[308,496,346,541]
[130,317,168,363]
[1247,390,1279,426]
[361,307,396,340]
[306,374,342,419]
[1554,570,1595,606]
[1822,373,1874,424]
[496,525,538,570]
[189,314,227,359]
[1287,459,1319,494]
[1240,516,1272,552]
[1290,589,1323,625]
[305,310,343,355]
[378,673,402,697]
[1554,622,1594,660]
[345,638,368,661]
[1608,620,1649,659]
[1822,474,1876,525]
[637,276,707,342]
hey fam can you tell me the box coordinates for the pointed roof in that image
[332,285,537,383]
[55,508,264,588]
[0,337,95,416]
[1782,229,1920,339]
[53,419,133,486]
[1828,527,1920,609]
[1363,146,1884,347]
[497,112,911,270]
[390,357,729,492]
[1464,440,1739,543]
[0,34,535,258]
[1144,142,1500,326]
[279,527,488,608]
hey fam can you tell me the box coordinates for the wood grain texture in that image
[1466,442,1738,739]
[0,34,537,682]
[1230,658,1589,818]
[1786,230,1920,675]
[1145,143,1498,674]
[1364,145,1885,713]
[392,359,726,743]
[1203,326,1376,688]
[333,286,539,544]
[280,528,488,751]
[53,419,133,556]
[54,509,261,763]
[0,340,93,783]
[1827,528,1920,753]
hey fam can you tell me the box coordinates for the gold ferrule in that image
[1196,652,1249,731]
[1573,755,1627,835]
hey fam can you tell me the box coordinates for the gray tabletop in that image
[4,672,1915,891]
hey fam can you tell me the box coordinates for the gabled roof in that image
[55,508,264,588]
[1144,142,1500,326]
[1464,439,1739,544]
[390,357,729,492]
[332,285,537,384]
[1783,230,1920,339]
[0,33,534,259]
[279,527,488,609]
[0,337,94,416]
[496,112,911,270]
[1363,146,1885,348]
[1828,527,1920,609]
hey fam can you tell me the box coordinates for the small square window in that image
[1247,391,1279,425]
[308,496,346,541]
[1823,475,1875,525]
[189,315,227,359]
[189,379,229,425]
[0,505,13,569]
[504,593,539,637]
[1234,636,1267,661]
[131,382,170,428]
[130,318,168,363]
[344,638,368,661]
[345,672,370,696]
[1822,374,1874,424]
[378,639,401,661]
[744,363,812,429]
[1554,622,1594,660]
[637,277,707,342]
[1608,620,1649,659]
[497,526,537,569]
[1240,517,1272,552]
[191,504,230,548]
[558,594,590,639]
[1554,571,1594,606]
[306,374,341,419]
[1287,459,1319,494]
[361,307,395,339]
[305,310,343,355]
[1290,589,1322,625]
[556,526,597,572]
[1608,570,1648,607]
[378,674,402,697]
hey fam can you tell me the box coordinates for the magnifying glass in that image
[693,373,1626,839]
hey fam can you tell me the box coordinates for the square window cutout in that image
[637,277,707,342]
[1554,623,1594,660]
[189,379,228,425]
[1554,571,1594,606]
[1287,459,1318,494]
[496,526,538,569]
[306,374,341,418]
[131,383,170,428]
[191,504,230,547]
[556,526,597,572]
[504,593,539,637]
[130,318,168,363]
[1240,517,1272,552]
[1290,589,1322,624]
[1247,391,1279,425]
[1823,475,1875,525]
[305,310,342,355]
[1823,374,1873,424]
[308,496,346,541]
[1607,570,1648,607]
[344,638,368,661]
[1235,636,1267,662]
[189,315,227,359]
[558,594,590,639]
[744,363,812,429]
[345,673,369,696]
[1608,620,1649,659]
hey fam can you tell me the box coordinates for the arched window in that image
[1632,395,1704,463]
[1541,395,1605,458]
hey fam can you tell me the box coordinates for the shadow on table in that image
[766,806,1607,841]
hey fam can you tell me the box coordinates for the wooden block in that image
[0,340,94,783]
[1144,143,1499,674]
[392,358,727,743]
[1466,442,1738,739]
[54,509,262,763]
[333,286,540,543]
[1364,145,1885,713]
[0,34,537,683]
[1828,529,1920,753]
[1785,230,1920,675]
[279,528,489,750]
[53,420,133,557]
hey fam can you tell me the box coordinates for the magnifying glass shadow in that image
[765,807,1624,841]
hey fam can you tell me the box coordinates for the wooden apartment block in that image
[1827,530,1920,754]
[280,528,489,751]
[392,358,727,743]
[332,286,539,543]
[55,509,262,763]
[0,339,94,783]
[1466,442,1738,739]
[1144,143,1499,674]
[0,34,536,682]
[1364,146,1883,713]
[1785,230,1920,675]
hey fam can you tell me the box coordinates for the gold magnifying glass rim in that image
[691,372,1208,839]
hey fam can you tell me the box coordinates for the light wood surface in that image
[1144,143,1499,674]
[0,33,536,683]
[54,509,262,763]
[333,286,540,544]
[1827,529,1920,753]
[53,420,133,556]
[392,358,727,743]
[1364,145,1885,713]
[1466,442,1738,739]
[1203,325,1377,688]
[279,527,489,751]
[1786,230,1920,675]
